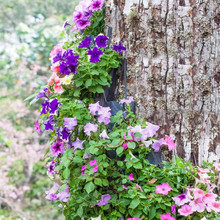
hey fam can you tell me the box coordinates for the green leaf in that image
[99,60,107,66]
[63,168,70,179]
[127,142,136,149]
[111,138,121,147]
[94,178,102,186]
[91,70,99,75]
[77,206,83,217]
[129,199,140,209]
[73,156,83,163]
[74,89,80,97]
[96,86,104,93]
[133,162,143,169]
[149,207,156,220]
[116,146,124,155]
[84,182,95,194]
[85,79,92,88]
[75,80,83,87]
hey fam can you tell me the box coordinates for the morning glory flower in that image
[72,137,85,152]
[45,182,59,201]
[47,160,57,175]
[63,21,70,28]
[172,194,191,206]
[49,98,61,114]
[163,135,176,151]
[171,205,176,214]
[97,194,111,206]
[97,107,111,125]
[88,47,103,63]
[178,205,194,217]
[113,41,126,55]
[76,18,91,30]
[63,117,77,130]
[50,139,65,157]
[84,123,98,136]
[78,37,92,48]
[95,35,109,48]
[53,51,63,63]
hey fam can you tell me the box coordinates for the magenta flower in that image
[122,143,128,149]
[93,164,98,172]
[63,117,77,130]
[128,217,140,220]
[34,120,42,133]
[63,21,70,28]
[81,172,85,175]
[89,101,100,115]
[47,160,57,175]
[178,205,194,216]
[160,213,175,220]
[81,165,87,171]
[155,183,172,195]
[113,41,126,55]
[76,18,91,30]
[50,139,65,157]
[95,35,109,48]
[163,135,176,151]
[99,130,109,139]
[90,160,97,166]
[90,0,104,11]
[73,11,83,22]
[57,185,70,202]
[88,47,103,63]
[97,194,111,206]
[189,198,205,213]
[171,205,176,214]
[172,193,191,206]
[84,123,98,136]
[128,173,134,181]
[72,138,85,152]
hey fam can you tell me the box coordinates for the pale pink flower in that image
[203,193,217,203]
[163,135,175,151]
[172,194,191,206]
[189,198,205,213]
[128,173,134,181]
[211,201,220,212]
[119,96,134,105]
[198,167,209,174]
[193,188,205,199]
[178,205,194,216]
[54,83,64,94]
[214,162,220,171]
[160,212,175,220]
[135,184,143,192]
[122,185,128,190]
[155,183,172,195]
[50,44,63,58]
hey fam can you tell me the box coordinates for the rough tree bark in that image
[106,0,220,164]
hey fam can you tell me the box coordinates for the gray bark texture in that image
[105,0,220,164]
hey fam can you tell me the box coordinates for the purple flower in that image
[45,182,59,201]
[113,41,126,55]
[61,127,70,140]
[90,0,104,11]
[63,21,70,28]
[34,120,41,133]
[53,51,63,63]
[41,99,49,115]
[88,47,103,63]
[63,117,78,130]
[142,122,160,138]
[72,137,85,152]
[73,11,83,22]
[89,101,100,115]
[78,37,92,48]
[50,139,65,157]
[119,96,134,105]
[36,88,48,99]
[43,115,54,130]
[49,98,61,114]
[47,160,57,175]
[152,138,163,152]
[97,106,111,125]
[84,123,98,136]
[76,18,91,30]
[171,205,176,214]
[83,9,92,19]
[97,194,111,206]
[57,185,70,202]
[95,35,109,48]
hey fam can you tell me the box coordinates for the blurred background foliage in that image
[0,0,79,219]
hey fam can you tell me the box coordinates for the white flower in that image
[61,75,73,85]
[91,216,101,220]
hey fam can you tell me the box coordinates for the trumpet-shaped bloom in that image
[63,117,77,130]
[155,183,172,195]
[95,35,109,48]
[50,139,65,157]
[178,205,194,216]
[160,213,175,220]
[72,138,85,152]
[84,123,98,136]
[88,47,103,63]
[163,135,175,151]
[97,194,111,206]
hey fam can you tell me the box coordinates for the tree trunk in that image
[106,0,220,164]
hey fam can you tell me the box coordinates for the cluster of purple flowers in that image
[53,49,79,75]
[88,101,111,125]
[73,0,105,31]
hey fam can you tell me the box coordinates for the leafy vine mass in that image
[32,0,220,219]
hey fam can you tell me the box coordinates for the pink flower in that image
[198,167,209,174]
[119,96,134,105]
[160,212,175,220]
[51,64,60,73]
[172,194,191,206]
[178,205,194,217]
[135,184,143,192]
[211,201,220,212]
[81,172,85,175]
[89,101,100,115]
[81,165,87,171]
[128,173,134,181]
[127,217,140,220]
[34,120,41,133]
[122,185,128,190]
[84,123,98,136]
[50,44,63,58]
[214,162,220,171]
[189,198,205,213]
[155,183,172,195]
[122,143,128,149]
[90,160,97,166]
[203,193,217,203]
[171,205,176,214]
[163,135,175,151]
[93,164,98,173]
[193,188,205,199]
